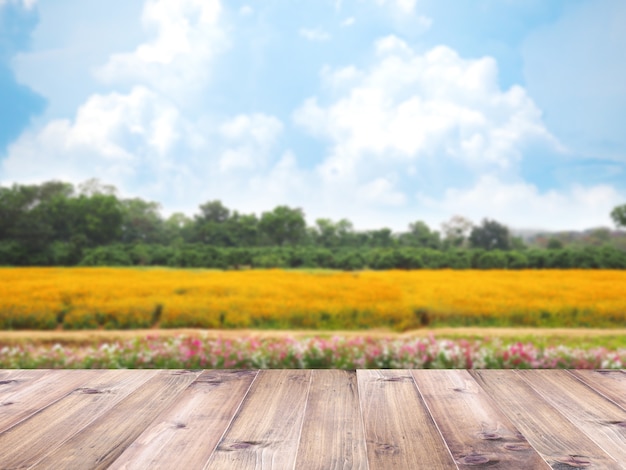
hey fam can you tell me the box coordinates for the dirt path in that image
[1,327,625,346]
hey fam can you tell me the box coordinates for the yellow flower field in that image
[0,268,624,330]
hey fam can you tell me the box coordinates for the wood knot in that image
[374,443,400,455]
[77,388,105,394]
[172,369,200,375]
[609,420,626,428]
[553,455,592,468]
[459,453,495,466]
[378,376,410,382]
[478,431,502,440]
[503,442,531,451]
[173,422,187,429]
[224,440,262,451]
[0,380,17,386]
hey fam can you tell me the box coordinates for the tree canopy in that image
[1,179,625,269]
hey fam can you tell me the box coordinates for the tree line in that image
[1,179,625,269]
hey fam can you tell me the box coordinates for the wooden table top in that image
[0,369,624,469]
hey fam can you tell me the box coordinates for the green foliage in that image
[475,250,508,269]
[259,206,307,246]
[469,219,511,251]
[79,245,133,266]
[506,251,528,269]
[1,179,626,269]
[611,204,626,228]
[547,238,563,250]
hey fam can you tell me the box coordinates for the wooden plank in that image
[294,370,368,470]
[568,369,626,411]
[0,369,50,397]
[205,369,312,470]
[0,369,158,469]
[109,370,258,470]
[517,369,626,463]
[0,369,105,432]
[0,369,51,406]
[32,369,201,470]
[358,369,456,469]
[412,370,549,469]
[470,370,621,469]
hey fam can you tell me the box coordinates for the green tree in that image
[259,206,307,246]
[400,221,440,249]
[610,204,626,228]
[69,194,123,246]
[120,198,164,243]
[547,238,563,250]
[163,212,193,244]
[228,212,260,247]
[192,200,234,246]
[367,228,395,248]
[469,219,511,251]
[311,218,354,248]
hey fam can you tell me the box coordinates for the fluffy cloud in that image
[218,113,284,173]
[289,34,622,229]
[295,36,559,187]
[3,1,622,231]
[1,87,184,184]
[1,0,296,213]
[95,0,226,99]
[416,175,624,230]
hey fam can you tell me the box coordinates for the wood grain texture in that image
[470,370,621,469]
[0,369,158,469]
[517,369,626,463]
[0,369,104,432]
[294,370,368,470]
[0,369,625,468]
[568,369,626,411]
[358,369,456,469]
[109,370,258,470]
[205,369,312,470]
[412,369,549,469]
[31,369,201,470]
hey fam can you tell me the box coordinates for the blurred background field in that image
[1,267,625,332]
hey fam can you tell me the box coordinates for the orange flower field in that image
[0,268,625,330]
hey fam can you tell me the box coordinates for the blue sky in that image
[1,0,625,231]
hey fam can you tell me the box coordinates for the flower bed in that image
[2,269,626,330]
[1,335,623,369]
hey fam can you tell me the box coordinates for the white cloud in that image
[295,36,559,187]
[3,2,622,233]
[357,177,406,206]
[1,79,291,211]
[2,87,184,185]
[417,175,624,230]
[218,113,283,173]
[95,0,227,99]
[299,28,332,42]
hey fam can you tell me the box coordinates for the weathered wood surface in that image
[0,369,623,469]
